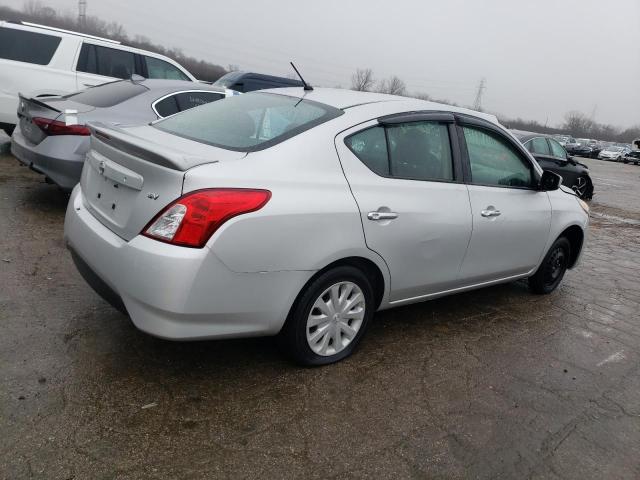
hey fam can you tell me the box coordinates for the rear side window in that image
[153,91,224,118]
[155,92,343,152]
[153,95,179,117]
[346,121,454,182]
[65,81,147,108]
[145,56,190,81]
[77,44,136,79]
[528,137,551,155]
[0,27,61,65]
[463,126,533,188]
[175,91,224,111]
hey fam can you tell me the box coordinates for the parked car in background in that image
[553,135,571,146]
[598,145,628,161]
[566,138,592,158]
[0,21,196,136]
[514,130,594,199]
[585,139,602,158]
[64,88,589,365]
[212,71,303,92]
[11,78,234,190]
[623,150,640,165]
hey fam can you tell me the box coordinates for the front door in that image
[335,116,472,302]
[458,124,551,283]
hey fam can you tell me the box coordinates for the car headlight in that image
[577,197,590,214]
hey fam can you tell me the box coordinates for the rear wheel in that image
[529,237,571,294]
[278,266,375,366]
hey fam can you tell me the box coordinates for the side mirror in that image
[539,170,562,191]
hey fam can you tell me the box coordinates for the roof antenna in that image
[290,62,313,91]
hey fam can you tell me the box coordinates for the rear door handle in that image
[367,211,398,221]
[481,209,501,217]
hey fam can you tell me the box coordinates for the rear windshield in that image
[0,27,61,65]
[154,92,343,152]
[65,81,148,108]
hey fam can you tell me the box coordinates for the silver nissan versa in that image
[64,88,589,365]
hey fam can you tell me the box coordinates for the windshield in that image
[607,146,622,152]
[154,92,343,152]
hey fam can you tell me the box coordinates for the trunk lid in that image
[17,94,95,145]
[81,123,246,241]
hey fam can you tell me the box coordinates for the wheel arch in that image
[559,225,584,269]
[282,255,389,334]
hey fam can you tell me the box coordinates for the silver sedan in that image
[64,88,589,365]
[11,78,236,190]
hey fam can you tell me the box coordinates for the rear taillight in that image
[142,189,271,248]
[32,117,91,136]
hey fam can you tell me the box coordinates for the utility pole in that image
[473,78,486,112]
[78,0,87,28]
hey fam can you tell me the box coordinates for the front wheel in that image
[572,176,592,200]
[278,266,375,366]
[529,237,571,294]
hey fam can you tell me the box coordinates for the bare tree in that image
[377,76,407,96]
[563,111,594,137]
[351,68,375,92]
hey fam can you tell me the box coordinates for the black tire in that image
[278,265,375,366]
[528,237,571,294]
[572,176,592,200]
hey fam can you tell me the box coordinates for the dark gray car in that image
[11,78,236,190]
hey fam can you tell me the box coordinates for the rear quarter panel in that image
[181,122,384,276]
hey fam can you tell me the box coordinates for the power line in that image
[473,78,486,111]
[78,0,87,27]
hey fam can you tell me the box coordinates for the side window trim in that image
[344,118,462,184]
[455,120,540,190]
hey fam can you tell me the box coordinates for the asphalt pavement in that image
[1,150,639,479]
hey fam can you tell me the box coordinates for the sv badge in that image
[147,193,159,200]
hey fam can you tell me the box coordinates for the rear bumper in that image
[64,186,313,340]
[11,124,87,190]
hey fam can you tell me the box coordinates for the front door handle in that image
[367,211,398,221]
[481,209,501,217]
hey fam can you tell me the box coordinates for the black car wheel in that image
[529,237,571,294]
[571,176,591,199]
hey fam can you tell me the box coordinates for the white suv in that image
[0,21,196,136]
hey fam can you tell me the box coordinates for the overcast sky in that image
[5,0,640,127]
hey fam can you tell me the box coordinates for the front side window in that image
[463,126,533,188]
[346,121,454,182]
[145,56,190,81]
[0,27,61,65]
[548,139,567,159]
[528,137,551,156]
[155,92,342,152]
[77,44,135,79]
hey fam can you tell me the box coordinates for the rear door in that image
[335,113,472,302]
[457,118,551,283]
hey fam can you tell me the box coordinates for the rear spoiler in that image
[18,93,62,113]
[88,122,204,171]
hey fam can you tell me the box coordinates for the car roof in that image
[265,87,501,125]
[511,130,549,142]
[217,71,303,85]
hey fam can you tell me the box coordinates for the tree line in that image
[351,68,639,143]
